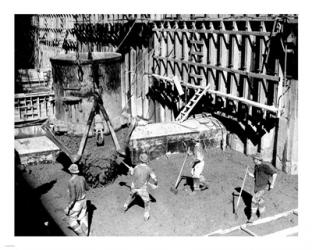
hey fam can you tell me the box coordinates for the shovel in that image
[115,156,157,189]
[234,165,249,219]
[170,152,188,195]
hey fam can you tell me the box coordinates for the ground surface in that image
[16,127,298,236]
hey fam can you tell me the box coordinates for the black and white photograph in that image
[2,0,310,249]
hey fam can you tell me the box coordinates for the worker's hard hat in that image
[68,164,79,174]
[139,153,149,163]
[252,152,262,161]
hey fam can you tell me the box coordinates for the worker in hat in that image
[188,139,208,192]
[64,163,90,236]
[123,153,158,221]
[247,152,278,223]
[94,109,105,146]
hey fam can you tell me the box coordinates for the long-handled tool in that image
[170,152,188,195]
[115,157,157,189]
[234,165,249,219]
[115,156,132,171]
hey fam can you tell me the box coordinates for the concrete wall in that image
[129,117,226,164]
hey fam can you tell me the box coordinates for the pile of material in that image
[55,128,129,188]
[79,153,127,188]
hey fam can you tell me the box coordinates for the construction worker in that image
[189,139,208,192]
[123,153,158,221]
[64,163,90,236]
[247,153,278,223]
[94,110,105,146]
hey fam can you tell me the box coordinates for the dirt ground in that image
[16,127,298,236]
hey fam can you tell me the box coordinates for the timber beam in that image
[153,56,280,82]
[151,74,279,114]
[153,27,279,37]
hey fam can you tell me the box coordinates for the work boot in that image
[143,201,150,221]
[144,211,150,221]
[200,182,209,191]
[193,178,200,191]
[80,222,89,236]
[247,214,256,224]
[68,225,85,236]
[123,204,128,212]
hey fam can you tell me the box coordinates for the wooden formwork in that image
[150,17,297,173]
[14,92,55,122]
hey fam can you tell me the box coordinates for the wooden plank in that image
[41,123,74,162]
[153,27,279,37]
[258,21,274,162]
[205,208,297,236]
[207,21,217,95]
[174,21,183,112]
[218,21,227,93]
[182,22,190,106]
[285,80,298,174]
[153,24,161,123]
[257,21,268,106]
[274,55,286,170]
[147,36,155,123]
[130,47,137,117]
[124,51,130,114]
[151,74,279,113]
[167,22,175,121]
[265,226,298,236]
[136,45,143,117]
[208,89,278,113]
[189,21,203,86]
[142,44,149,120]
[231,21,240,97]
[153,56,280,82]
[276,56,284,118]
[200,23,208,88]
[15,92,54,98]
[159,22,167,122]
[121,49,126,111]
[243,20,257,155]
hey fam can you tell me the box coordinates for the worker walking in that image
[189,139,208,192]
[247,153,277,223]
[64,163,90,236]
[123,153,158,221]
[94,111,105,146]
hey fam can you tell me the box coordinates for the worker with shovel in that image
[189,139,208,192]
[64,163,90,236]
[123,153,158,221]
[247,153,277,223]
